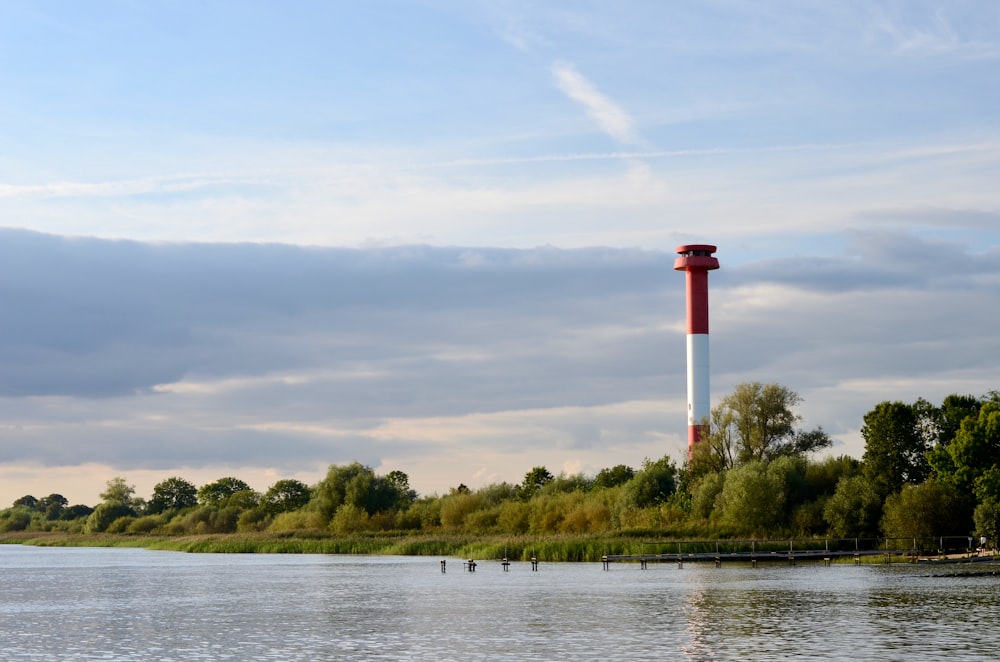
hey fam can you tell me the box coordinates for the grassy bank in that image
[0,530,646,561]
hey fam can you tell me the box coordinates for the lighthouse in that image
[674,244,719,456]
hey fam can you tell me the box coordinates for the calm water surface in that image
[2,545,999,660]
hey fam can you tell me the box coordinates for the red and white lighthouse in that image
[673,244,720,456]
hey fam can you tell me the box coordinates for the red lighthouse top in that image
[673,244,719,271]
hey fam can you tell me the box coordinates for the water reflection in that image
[2,547,1000,660]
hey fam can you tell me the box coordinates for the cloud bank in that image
[2,228,997,504]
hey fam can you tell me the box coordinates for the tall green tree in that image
[519,466,554,499]
[148,477,198,513]
[621,457,677,508]
[39,494,68,520]
[85,477,138,533]
[698,382,830,471]
[934,394,982,446]
[861,401,930,498]
[385,470,417,508]
[100,477,137,507]
[927,401,1000,501]
[13,495,38,509]
[197,477,253,506]
[263,479,312,514]
[311,462,371,520]
[594,464,635,489]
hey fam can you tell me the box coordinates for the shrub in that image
[85,503,135,533]
[106,516,136,534]
[0,508,33,532]
[330,504,370,534]
[126,515,165,534]
[237,509,271,532]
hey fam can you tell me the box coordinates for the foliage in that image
[712,461,787,535]
[519,466,554,499]
[927,402,1000,501]
[0,508,34,532]
[261,479,312,514]
[697,382,829,473]
[861,401,930,498]
[621,457,677,508]
[823,475,882,538]
[148,477,198,514]
[100,477,137,507]
[973,497,1000,547]
[594,464,635,489]
[881,479,968,538]
[85,503,135,533]
[310,462,410,522]
[8,392,1000,544]
[197,477,253,507]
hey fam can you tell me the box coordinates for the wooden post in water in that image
[440,559,446,573]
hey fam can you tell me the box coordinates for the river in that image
[1,545,998,660]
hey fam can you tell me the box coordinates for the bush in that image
[0,508,33,532]
[106,516,136,534]
[237,509,272,532]
[330,504,370,534]
[882,479,968,538]
[439,493,481,531]
[269,510,326,532]
[824,475,882,538]
[128,515,167,534]
[85,503,135,533]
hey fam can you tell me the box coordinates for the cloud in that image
[1,227,998,505]
[551,61,638,144]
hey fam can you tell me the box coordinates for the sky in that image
[1,0,999,507]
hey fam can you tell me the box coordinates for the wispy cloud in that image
[551,61,638,145]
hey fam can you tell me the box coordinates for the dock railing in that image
[600,536,982,568]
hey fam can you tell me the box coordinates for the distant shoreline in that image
[4,531,997,566]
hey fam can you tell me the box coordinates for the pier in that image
[601,537,985,569]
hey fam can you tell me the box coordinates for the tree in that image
[861,401,930,498]
[713,461,786,535]
[699,382,829,471]
[823,475,882,538]
[263,479,312,514]
[197,477,253,506]
[311,462,371,520]
[593,464,635,489]
[100,477,137,508]
[39,494,69,520]
[61,504,94,520]
[935,394,982,446]
[309,462,404,520]
[927,401,1000,501]
[621,457,677,508]
[519,466,554,499]
[881,479,967,538]
[385,470,417,508]
[148,477,198,514]
[974,497,1000,548]
[85,477,139,533]
[13,495,38,510]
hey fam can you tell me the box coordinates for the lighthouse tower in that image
[673,244,720,456]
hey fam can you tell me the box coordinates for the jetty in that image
[601,536,993,569]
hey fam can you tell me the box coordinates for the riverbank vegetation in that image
[3,383,999,558]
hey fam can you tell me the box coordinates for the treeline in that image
[3,383,1000,545]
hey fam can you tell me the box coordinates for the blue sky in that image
[1,1,999,505]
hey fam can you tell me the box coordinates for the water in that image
[2,546,999,661]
